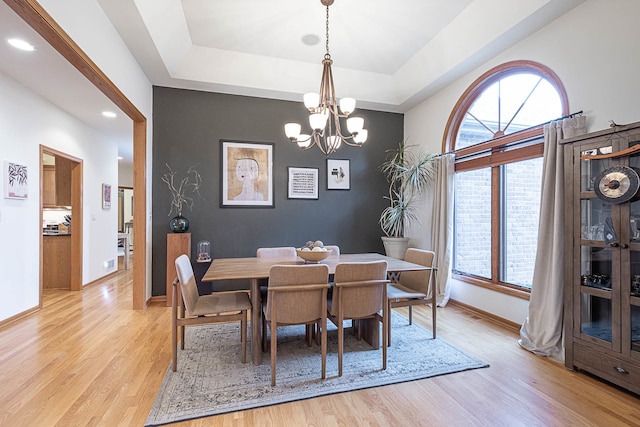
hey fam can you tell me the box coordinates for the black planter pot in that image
[169,215,190,233]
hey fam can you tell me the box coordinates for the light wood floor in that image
[1,262,638,427]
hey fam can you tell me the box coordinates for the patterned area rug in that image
[146,312,488,426]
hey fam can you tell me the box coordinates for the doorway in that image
[40,146,83,295]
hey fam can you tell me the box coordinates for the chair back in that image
[325,245,340,256]
[175,254,200,315]
[256,247,297,258]
[266,264,329,324]
[401,249,435,294]
[332,261,388,319]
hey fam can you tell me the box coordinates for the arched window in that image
[443,60,568,297]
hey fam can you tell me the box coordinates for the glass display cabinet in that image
[563,122,640,395]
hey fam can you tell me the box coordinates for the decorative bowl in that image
[296,248,331,263]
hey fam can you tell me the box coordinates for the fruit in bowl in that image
[296,240,331,262]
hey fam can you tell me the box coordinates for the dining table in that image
[202,252,432,365]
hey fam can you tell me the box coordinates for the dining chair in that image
[324,245,340,255]
[172,254,252,371]
[256,246,298,324]
[387,248,437,344]
[328,260,389,377]
[262,264,330,386]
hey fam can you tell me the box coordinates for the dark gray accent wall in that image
[152,86,403,296]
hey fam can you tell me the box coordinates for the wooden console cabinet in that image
[166,233,191,307]
[562,121,640,395]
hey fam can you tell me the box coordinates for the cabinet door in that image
[42,165,56,207]
[626,144,640,359]
[576,143,620,351]
[55,156,73,206]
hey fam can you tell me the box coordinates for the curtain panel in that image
[519,116,587,361]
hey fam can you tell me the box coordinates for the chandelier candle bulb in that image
[285,123,301,140]
[297,134,312,148]
[347,117,364,133]
[304,93,320,109]
[339,98,356,115]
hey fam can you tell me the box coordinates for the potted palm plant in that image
[379,140,436,258]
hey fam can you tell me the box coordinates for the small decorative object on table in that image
[162,163,203,233]
[296,240,331,263]
[197,240,211,262]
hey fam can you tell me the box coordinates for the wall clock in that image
[593,165,640,204]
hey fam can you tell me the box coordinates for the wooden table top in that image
[202,252,428,282]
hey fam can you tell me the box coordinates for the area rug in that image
[146,312,488,426]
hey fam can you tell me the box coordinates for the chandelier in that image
[284,0,368,156]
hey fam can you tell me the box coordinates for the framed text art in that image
[221,140,274,207]
[3,161,28,199]
[102,183,111,209]
[288,167,318,199]
[327,159,350,190]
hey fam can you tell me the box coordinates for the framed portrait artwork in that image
[4,161,28,199]
[327,159,350,190]
[102,183,111,209]
[221,140,274,207]
[287,167,318,199]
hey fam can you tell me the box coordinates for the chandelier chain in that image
[325,5,330,59]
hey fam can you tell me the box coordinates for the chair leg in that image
[241,310,247,364]
[409,306,413,325]
[270,318,277,386]
[387,301,392,347]
[305,324,312,346]
[172,287,178,372]
[382,311,387,371]
[262,312,266,353]
[320,317,327,379]
[338,318,344,377]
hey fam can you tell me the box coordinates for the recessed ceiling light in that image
[302,34,320,46]
[8,38,35,51]
[102,111,117,118]
[117,156,123,160]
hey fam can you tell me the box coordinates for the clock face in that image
[594,166,640,204]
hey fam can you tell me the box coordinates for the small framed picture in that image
[102,183,111,209]
[4,161,28,199]
[327,159,350,190]
[288,167,318,199]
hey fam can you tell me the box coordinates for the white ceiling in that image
[0,0,586,163]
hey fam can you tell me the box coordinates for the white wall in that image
[0,0,153,322]
[37,0,154,298]
[0,73,118,319]
[404,0,640,324]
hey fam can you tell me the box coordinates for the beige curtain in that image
[519,116,587,361]
[430,153,455,306]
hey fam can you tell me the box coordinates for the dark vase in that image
[169,214,189,233]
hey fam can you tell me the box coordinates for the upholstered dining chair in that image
[387,248,437,344]
[324,245,340,255]
[262,264,330,386]
[328,260,389,377]
[172,254,252,371]
[256,246,298,316]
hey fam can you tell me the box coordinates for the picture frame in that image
[287,167,319,199]
[327,159,350,190]
[102,183,111,209]
[3,161,28,199]
[221,140,274,207]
